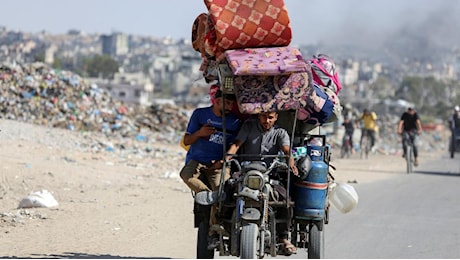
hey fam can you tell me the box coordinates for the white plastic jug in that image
[329,182,358,214]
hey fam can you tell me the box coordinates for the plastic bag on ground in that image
[18,190,59,209]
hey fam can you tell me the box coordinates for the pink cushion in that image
[225,47,309,75]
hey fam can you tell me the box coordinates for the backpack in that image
[297,85,335,126]
[308,54,342,95]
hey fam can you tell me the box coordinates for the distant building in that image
[101,33,129,56]
[45,44,57,64]
[100,82,150,105]
[67,29,84,36]
[88,72,154,106]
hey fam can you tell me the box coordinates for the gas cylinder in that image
[293,143,329,219]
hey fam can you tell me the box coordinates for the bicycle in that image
[402,131,416,174]
[340,133,352,159]
[360,129,371,159]
[449,128,460,159]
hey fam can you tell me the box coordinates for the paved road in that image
[214,153,460,259]
[325,154,460,259]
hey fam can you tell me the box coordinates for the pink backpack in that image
[308,54,342,95]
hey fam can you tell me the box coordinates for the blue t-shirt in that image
[185,106,241,164]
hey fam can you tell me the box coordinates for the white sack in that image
[18,189,59,209]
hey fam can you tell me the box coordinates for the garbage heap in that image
[0,62,190,145]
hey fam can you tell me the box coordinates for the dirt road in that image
[0,119,443,258]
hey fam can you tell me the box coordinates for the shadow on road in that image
[414,170,460,177]
[0,253,172,259]
[338,167,401,175]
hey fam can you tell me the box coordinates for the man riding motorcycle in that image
[219,111,299,255]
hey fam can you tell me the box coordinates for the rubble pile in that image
[0,62,190,142]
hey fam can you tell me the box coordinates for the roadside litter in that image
[0,62,190,157]
[17,190,59,209]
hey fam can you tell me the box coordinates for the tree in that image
[85,55,119,79]
[52,57,62,69]
[33,53,45,62]
[396,76,456,121]
[370,76,395,99]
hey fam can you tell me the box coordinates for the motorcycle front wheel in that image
[240,223,260,259]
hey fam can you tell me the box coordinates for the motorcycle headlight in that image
[243,171,264,190]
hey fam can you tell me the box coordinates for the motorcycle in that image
[194,154,294,258]
[193,134,334,259]
[188,34,338,258]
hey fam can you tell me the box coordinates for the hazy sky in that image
[2,0,459,46]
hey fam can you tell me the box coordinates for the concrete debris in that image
[0,209,48,225]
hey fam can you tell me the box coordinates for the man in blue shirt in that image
[181,90,241,191]
[180,89,241,247]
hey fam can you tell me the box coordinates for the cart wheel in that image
[308,221,324,259]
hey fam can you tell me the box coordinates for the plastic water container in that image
[329,182,359,214]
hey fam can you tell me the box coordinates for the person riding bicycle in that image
[342,115,355,154]
[448,105,460,154]
[358,109,377,151]
[397,107,423,166]
[449,106,460,129]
